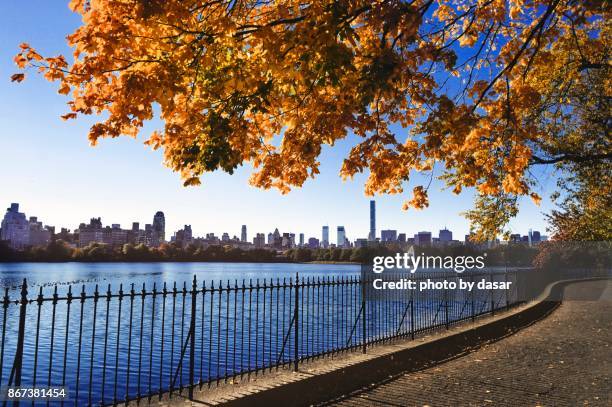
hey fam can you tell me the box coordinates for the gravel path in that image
[331,279,612,407]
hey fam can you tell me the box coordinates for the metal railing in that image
[0,269,525,406]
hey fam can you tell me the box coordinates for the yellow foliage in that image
[10,0,610,237]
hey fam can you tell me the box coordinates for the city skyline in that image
[0,191,552,243]
[0,2,555,241]
[1,201,547,252]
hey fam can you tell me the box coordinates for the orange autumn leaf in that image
[530,193,542,206]
[10,73,25,82]
[57,83,71,95]
[60,113,77,121]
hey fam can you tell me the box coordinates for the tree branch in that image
[530,152,612,165]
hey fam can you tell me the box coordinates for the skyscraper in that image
[381,229,397,242]
[253,233,265,248]
[337,226,346,247]
[415,231,432,246]
[439,228,452,243]
[308,237,320,249]
[78,217,103,247]
[173,225,193,247]
[241,225,247,242]
[153,211,165,243]
[322,226,329,248]
[1,204,29,250]
[272,228,281,248]
[368,200,376,240]
[299,233,304,247]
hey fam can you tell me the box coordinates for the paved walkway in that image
[330,280,611,407]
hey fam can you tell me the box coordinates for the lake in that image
[0,262,510,405]
[0,262,360,293]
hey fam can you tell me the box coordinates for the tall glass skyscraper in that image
[337,226,346,247]
[152,211,165,243]
[322,225,329,248]
[368,200,376,240]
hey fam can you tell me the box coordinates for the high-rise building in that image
[153,211,165,243]
[78,218,104,247]
[241,225,247,242]
[439,228,452,244]
[127,222,143,245]
[271,228,282,248]
[144,224,157,247]
[299,233,304,247]
[369,200,376,240]
[337,226,346,247]
[381,229,397,242]
[308,237,320,249]
[289,233,296,247]
[28,216,51,247]
[354,238,369,248]
[44,225,55,241]
[398,233,406,243]
[414,231,432,246]
[173,225,193,247]
[253,233,265,248]
[322,226,329,248]
[1,204,30,250]
[110,224,128,247]
[282,233,292,248]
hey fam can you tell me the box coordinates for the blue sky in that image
[0,1,557,242]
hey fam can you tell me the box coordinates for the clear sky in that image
[0,1,557,242]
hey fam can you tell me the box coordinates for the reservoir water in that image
[0,262,509,405]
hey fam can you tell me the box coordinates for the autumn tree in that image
[546,163,612,240]
[541,51,611,241]
[12,0,611,239]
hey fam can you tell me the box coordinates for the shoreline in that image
[0,259,361,265]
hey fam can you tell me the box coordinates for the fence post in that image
[444,283,449,330]
[13,279,28,406]
[361,278,366,354]
[505,268,509,310]
[189,275,197,400]
[293,273,299,372]
[490,269,495,315]
[471,273,475,322]
[410,286,415,340]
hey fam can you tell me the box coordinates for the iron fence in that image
[0,268,530,405]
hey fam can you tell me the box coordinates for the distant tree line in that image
[287,244,539,266]
[1,240,537,266]
[3,239,602,270]
[0,241,283,263]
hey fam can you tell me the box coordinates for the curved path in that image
[329,279,611,407]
